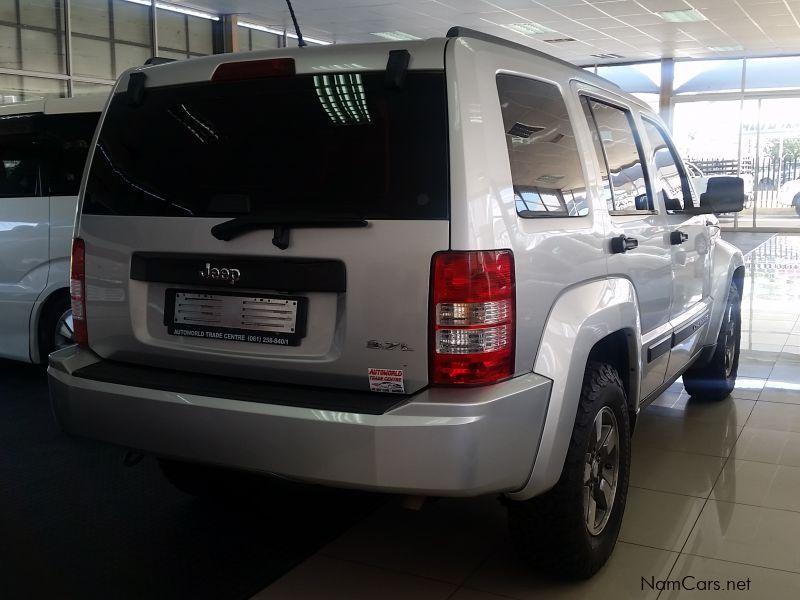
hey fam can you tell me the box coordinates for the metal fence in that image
[687,156,800,208]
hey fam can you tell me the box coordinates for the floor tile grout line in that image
[678,549,800,576]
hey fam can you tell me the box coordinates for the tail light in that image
[430,250,515,385]
[70,238,88,346]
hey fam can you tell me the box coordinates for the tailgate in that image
[78,63,449,395]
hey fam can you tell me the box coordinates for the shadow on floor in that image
[0,359,381,600]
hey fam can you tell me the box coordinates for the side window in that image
[581,97,652,213]
[642,118,693,211]
[496,74,588,217]
[42,113,99,196]
[0,114,41,198]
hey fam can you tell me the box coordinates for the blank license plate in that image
[164,289,308,346]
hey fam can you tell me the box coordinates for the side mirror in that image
[698,176,745,214]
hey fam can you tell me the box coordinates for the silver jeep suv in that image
[48,28,745,578]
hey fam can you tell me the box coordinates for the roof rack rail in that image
[144,57,176,66]
[445,26,621,91]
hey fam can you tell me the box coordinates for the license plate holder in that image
[164,289,308,346]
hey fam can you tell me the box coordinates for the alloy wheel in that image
[583,406,620,536]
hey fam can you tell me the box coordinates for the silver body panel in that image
[49,36,744,498]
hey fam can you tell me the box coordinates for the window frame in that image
[580,94,657,216]
[640,115,697,213]
[496,72,590,219]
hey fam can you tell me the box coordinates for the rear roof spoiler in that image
[445,26,622,91]
[144,57,177,66]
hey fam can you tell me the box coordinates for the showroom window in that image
[71,0,153,79]
[238,25,282,51]
[157,7,215,60]
[0,0,66,75]
[496,74,589,217]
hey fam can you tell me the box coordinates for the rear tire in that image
[506,362,631,580]
[683,282,741,401]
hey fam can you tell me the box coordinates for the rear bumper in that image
[48,346,552,496]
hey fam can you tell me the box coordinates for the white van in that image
[0,95,104,363]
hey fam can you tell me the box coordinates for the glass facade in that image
[0,0,222,103]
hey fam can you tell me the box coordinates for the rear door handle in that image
[670,230,689,245]
[611,235,639,254]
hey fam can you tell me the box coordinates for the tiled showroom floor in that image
[252,234,800,600]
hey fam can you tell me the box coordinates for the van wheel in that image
[683,283,741,401]
[39,293,74,362]
[506,362,631,580]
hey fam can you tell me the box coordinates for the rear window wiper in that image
[210,216,369,249]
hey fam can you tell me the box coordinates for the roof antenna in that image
[285,0,306,47]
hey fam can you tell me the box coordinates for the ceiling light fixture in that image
[544,37,577,43]
[504,22,557,35]
[238,20,331,45]
[370,31,421,41]
[590,53,624,59]
[708,45,744,52]
[123,0,219,21]
[657,9,707,23]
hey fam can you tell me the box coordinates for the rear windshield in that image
[83,71,449,219]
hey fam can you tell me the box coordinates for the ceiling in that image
[170,0,800,65]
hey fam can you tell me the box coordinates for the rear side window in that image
[83,71,449,219]
[42,113,98,196]
[496,74,588,217]
[641,117,694,211]
[581,97,652,213]
[0,114,40,198]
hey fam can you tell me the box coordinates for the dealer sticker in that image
[368,368,405,394]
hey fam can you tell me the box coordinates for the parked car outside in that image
[0,95,104,363]
[777,178,800,215]
[47,29,745,579]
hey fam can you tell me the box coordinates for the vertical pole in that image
[150,0,159,57]
[753,98,762,229]
[735,59,746,229]
[659,57,674,131]
[63,0,73,97]
[221,15,240,53]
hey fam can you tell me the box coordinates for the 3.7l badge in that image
[366,340,414,351]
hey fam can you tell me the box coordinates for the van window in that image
[496,74,588,217]
[581,97,652,213]
[0,114,40,198]
[82,72,449,219]
[42,113,98,197]
[641,117,693,211]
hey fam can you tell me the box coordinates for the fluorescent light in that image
[504,22,556,35]
[657,9,706,23]
[370,31,421,41]
[238,20,331,45]
[123,0,219,21]
[708,45,744,52]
